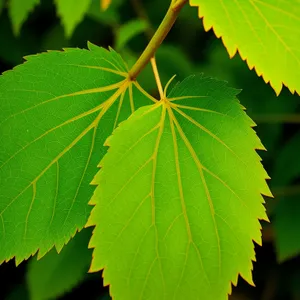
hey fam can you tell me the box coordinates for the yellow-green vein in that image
[150,104,166,298]
[61,125,98,230]
[168,104,211,286]
[168,107,222,276]
[0,81,124,126]
[24,182,37,238]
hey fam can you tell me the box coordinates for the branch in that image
[128,0,188,80]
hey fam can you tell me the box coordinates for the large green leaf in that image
[87,75,271,299]
[54,0,92,37]
[0,43,152,264]
[9,0,40,35]
[27,228,92,300]
[189,0,300,95]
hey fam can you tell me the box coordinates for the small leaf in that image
[54,0,92,37]
[0,43,152,264]
[27,229,92,300]
[115,19,149,51]
[189,0,300,95]
[9,0,40,35]
[87,75,271,299]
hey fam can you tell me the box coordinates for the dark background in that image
[1,0,300,299]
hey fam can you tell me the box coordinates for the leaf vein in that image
[0,81,123,126]
[65,64,127,77]
[150,105,167,297]
[249,0,300,66]
[61,125,98,229]
[169,107,222,277]
[113,89,126,130]
[173,106,243,164]
[49,161,60,230]
[24,182,37,239]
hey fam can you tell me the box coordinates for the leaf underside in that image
[189,0,300,95]
[87,75,272,300]
[0,42,152,264]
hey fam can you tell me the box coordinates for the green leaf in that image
[0,43,152,264]
[54,0,92,37]
[9,0,40,35]
[87,75,271,299]
[27,228,92,300]
[189,0,300,95]
[115,19,149,51]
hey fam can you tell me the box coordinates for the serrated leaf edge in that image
[188,0,297,96]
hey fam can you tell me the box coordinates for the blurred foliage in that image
[0,0,300,299]
[27,229,93,300]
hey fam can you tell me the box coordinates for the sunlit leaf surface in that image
[88,75,271,300]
